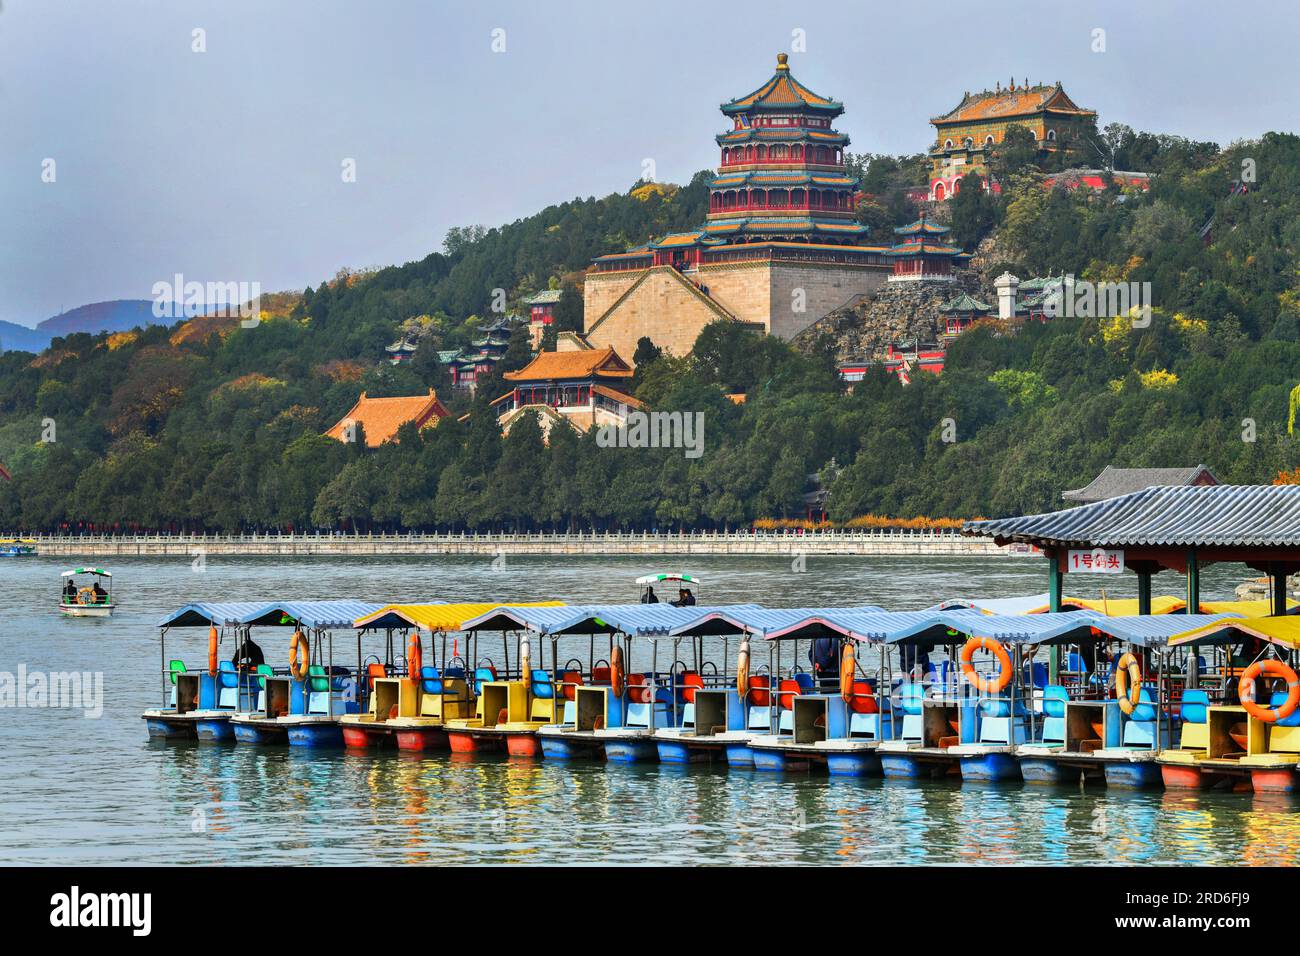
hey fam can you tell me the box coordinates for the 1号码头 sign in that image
[1067,548,1125,573]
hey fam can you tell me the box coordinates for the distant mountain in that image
[0,299,168,354]
[36,299,162,337]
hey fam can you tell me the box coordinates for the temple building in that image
[928,80,1097,201]
[491,346,642,437]
[524,289,562,348]
[583,54,892,362]
[939,291,992,337]
[441,315,520,390]
[325,389,450,448]
[884,216,970,282]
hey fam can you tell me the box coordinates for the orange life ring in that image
[610,645,626,698]
[1239,658,1300,723]
[839,643,855,704]
[289,630,310,681]
[207,624,219,677]
[959,636,1013,693]
[1115,652,1142,715]
[736,637,750,703]
[407,631,423,683]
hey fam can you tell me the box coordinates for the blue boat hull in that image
[1104,761,1161,788]
[1018,756,1075,784]
[959,753,1020,782]
[656,740,710,764]
[879,753,942,779]
[751,749,811,772]
[145,717,195,740]
[233,723,286,745]
[195,717,236,742]
[826,752,881,777]
[725,744,754,767]
[604,739,656,763]
[287,724,343,748]
[540,736,594,760]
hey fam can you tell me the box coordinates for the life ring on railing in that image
[736,636,751,703]
[959,636,1012,693]
[1115,652,1142,715]
[1239,659,1300,723]
[840,643,856,704]
[610,645,626,698]
[77,587,96,606]
[407,631,423,683]
[289,630,310,681]
[207,625,219,677]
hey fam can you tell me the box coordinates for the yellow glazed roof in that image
[1170,615,1300,649]
[354,602,564,631]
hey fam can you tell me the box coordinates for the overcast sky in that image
[1,0,1295,326]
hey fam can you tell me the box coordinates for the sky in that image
[1,0,1296,326]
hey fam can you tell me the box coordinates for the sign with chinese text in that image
[1067,548,1125,574]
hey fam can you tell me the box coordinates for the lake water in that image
[3,552,1297,866]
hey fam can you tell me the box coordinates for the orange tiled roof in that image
[931,84,1094,125]
[324,389,449,448]
[592,384,645,410]
[503,347,633,382]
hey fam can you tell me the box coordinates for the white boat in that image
[59,567,115,617]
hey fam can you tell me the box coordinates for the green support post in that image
[1185,549,1199,615]
[1048,549,1062,682]
[1273,570,1288,617]
[1137,571,1152,616]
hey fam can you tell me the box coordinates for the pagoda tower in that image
[706,53,866,245]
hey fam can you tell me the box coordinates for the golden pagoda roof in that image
[721,53,843,115]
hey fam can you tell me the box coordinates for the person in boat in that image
[62,579,77,604]
[91,581,108,604]
[641,586,659,604]
[680,588,696,606]
[899,643,932,684]
[231,636,266,671]
[810,636,842,689]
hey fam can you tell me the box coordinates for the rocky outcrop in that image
[791,275,983,363]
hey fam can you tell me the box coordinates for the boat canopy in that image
[240,600,384,629]
[459,603,758,637]
[635,573,701,586]
[928,593,1186,615]
[1067,595,1186,616]
[755,608,910,642]
[157,602,267,628]
[886,610,1101,647]
[1199,599,1299,617]
[669,606,902,641]
[459,604,603,636]
[62,567,111,578]
[1090,613,1243,648]
[1168,615,1300,649]
[354,602,565,632]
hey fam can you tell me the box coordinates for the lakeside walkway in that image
[22,530,1022,557]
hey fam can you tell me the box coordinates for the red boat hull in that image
[1160,764,1209,789]
[343,726,387,749]
[394,728,448,752]
[1251,768,1297,793]
[505,733,542,757]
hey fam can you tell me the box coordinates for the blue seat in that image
[1271,691,1300,728]
[472,667,495,694]
[1024,662,1048,689]
[530,669,554,699]
[217,659,239,689]
[420,666,442,695]
[792,672,815,692]
[1066,652,1087,674]
[979,697,1029,718]
[1130,686,1158,722]
[1181,689,1209,725]
[1042,685,1068,718]
[900,683,925,715]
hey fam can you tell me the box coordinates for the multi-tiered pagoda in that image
[582,55,895,362]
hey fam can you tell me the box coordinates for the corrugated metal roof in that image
[670,607,840,639]
[355,602,565,631]
[764,609,937,643]
[158,602,269,628]
[1170,615,1300,649]
[460,605,604,635]
[240,600,385,629]
[926,594,1186,615]
[964,485,1300,548]
[463,604,762,637]
[1093,613,1242,647]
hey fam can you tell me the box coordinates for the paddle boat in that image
[344,602,561,753]
[731,608,912,775]
[141,602,269,740]
[636,572,702,608]
[0,538,36,556]
[227,600,380,747]
[59,567,115,617]
[1158,616,1300,792]
[654,607,820,767]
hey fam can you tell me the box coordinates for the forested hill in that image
[2,128,1300,533]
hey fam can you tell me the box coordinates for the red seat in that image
[591,666,611,685]
[681,672,704,703]
[778,679,802,711]
[366,663,386,690]
[849,680,878,714]
[626,673,652,704]
[747,675,770,708]
[560,670,584,701]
